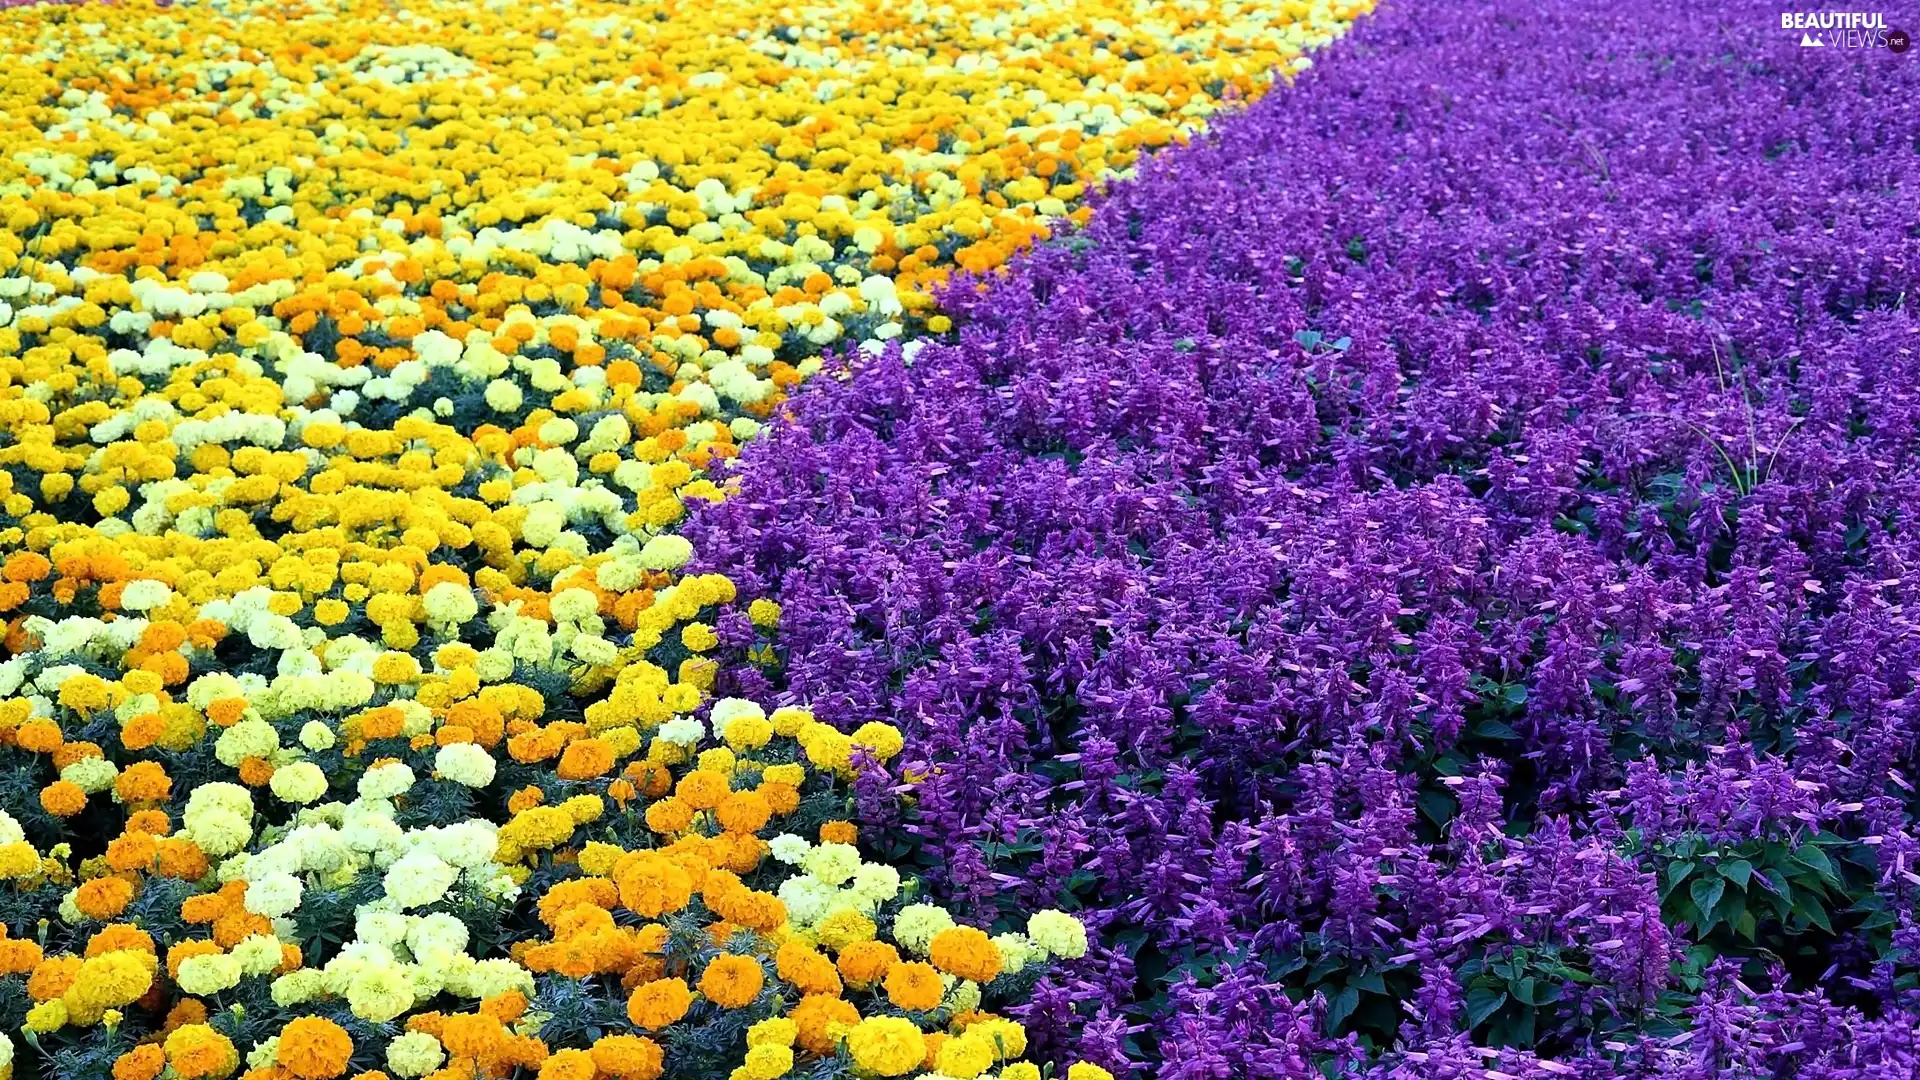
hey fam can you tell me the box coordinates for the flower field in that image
[1,0,1917,1075]
[0,0,1384,1077]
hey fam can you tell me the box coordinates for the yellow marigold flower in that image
[849,722,905,763]
[164,1023,238,1079]
[844,1016,925,1077]
[814,907,876,952]
[26,998,68,1032]
[937,1033,997,1079]
[63,949,156,1021]
[743,1042,793,1080]
[745,1016,798,1047]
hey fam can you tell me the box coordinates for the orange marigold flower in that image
[537,1049,595,1080]
[480,990,529,1023]
[928,925,1002,984]
[40,779,87,816]
[237,756,276,786]
[758,780,800,815]
[588,1034,664,1080]
[277,1016,355,1079]
[4,552,51,583]
[642,796,693,835]
[107,832,158,873]
[884,961,945,1011]
[114,1043,166,1080]
[623,760,672,798]
[28,954,81,1001]
[536,878,618,927]
[624,924,670,986]
[115,760,174,804]
[837,940,901,989]
[792,993,861,1055]
[120,711,167,750]
[52,739,104,770]
[15,718,62,753]
[555,738,614,780]
[86,924,155,958]
[75,876,136,920]
[211,907,271,948]
[0,936,44,975]
[776,941,842,996]
[707,831,768,874]
[154,838,209,880]
[164,996,208,1032]
[614,852,693,918]
[715,791,772,835]
[126,809,171,836]
[439,1013,507,1059]
[698,953,765,1009]
[819,820,857,845]
[673,770,728,811]
[625,976,692,1030]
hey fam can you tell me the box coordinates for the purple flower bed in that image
[690,0,1920,1074]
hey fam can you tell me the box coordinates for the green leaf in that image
[1797,898,1834,934]
[1491,1009,1536,1049]
[1472,718,1520,741]
[1718,859,1753,889]
[1793,845,1840,884]
[1325,986,1359,1033]
[1758,868,1793,906]
[1465,987,1508,1029]
[1690,876,1726,922]
[1511,976,1538,1006]
[1417,789,1458,828]
[1666,861,1697,894]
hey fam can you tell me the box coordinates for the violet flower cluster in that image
[688,0,1920,1074]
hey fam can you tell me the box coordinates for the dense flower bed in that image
[0,0,1381,1076]
[687,0,1920,1075]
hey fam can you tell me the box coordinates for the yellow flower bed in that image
[0,0,1373,1075]
[0,0,1372,640]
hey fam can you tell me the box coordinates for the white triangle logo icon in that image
[1801,31,1824,45]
